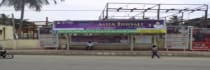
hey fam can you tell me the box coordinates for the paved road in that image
[0,55,210,70]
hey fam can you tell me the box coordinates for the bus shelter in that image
[53,20,166,51]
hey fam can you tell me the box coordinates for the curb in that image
[8,50,210,57]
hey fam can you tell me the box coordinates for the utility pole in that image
[205,4,208,21]
[12,14,16,35]
[157,4,161,20]
[12,13,17,49]
[46,17,49,26]
[142,12,145,19]
[105,3,109,20]
[205,4,208,27]
[181,12,184,25]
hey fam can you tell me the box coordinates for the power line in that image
[0,9,103,12]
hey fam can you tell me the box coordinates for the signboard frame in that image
[165,26,191,50]
[38,27,59,48]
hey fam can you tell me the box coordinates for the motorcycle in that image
[0,50,14,59]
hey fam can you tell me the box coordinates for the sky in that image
[0,0,209,21]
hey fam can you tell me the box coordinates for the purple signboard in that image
[53,20,165,30]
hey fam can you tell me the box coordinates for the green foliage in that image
[0,0,51,11]
[0,0,64,31]
[0,13,35,29]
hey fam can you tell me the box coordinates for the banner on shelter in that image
[53,20,166,34]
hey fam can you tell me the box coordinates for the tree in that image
[184,16,208,27]
[0,13,36,29]
[168,15,182,26]
[0,14,8,25]
[0,0,64,32]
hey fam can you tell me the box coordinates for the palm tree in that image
[0,0,64,32]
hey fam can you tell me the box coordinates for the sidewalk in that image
[8,50,210,57]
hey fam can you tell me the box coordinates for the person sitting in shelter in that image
[86,41,94,50]
[154,22,164,29]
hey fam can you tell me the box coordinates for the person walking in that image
[151,45,160,59]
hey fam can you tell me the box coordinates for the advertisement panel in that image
[192,28,210,50]
[135,35,152,44]
[71,36,128,43]
[39,27,58,48]
[53,20,166,34]
[166,26,190,49]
